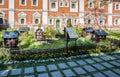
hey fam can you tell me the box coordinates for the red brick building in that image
[0,0,120,30]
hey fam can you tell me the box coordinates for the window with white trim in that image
[33,12,40,25]
[114,19,120,25]
[74,18,78,25]
[31,0,38,6]
[18,12,26,25]
[20,0,26,6]
[48,18,54,25]
[0,0,4,5]
[60,0,69,7]
[115,4,120,10]
[99,0,104,9]
[88,0,94,8]
[71,3,76,9]
[51,2,56,8]
[99,15,105,25]
[86,15,94,24]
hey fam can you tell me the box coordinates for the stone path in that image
[0,54,120,77]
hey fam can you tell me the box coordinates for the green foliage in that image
[76,27,82,37]
[107,30,120,40]
[19,31,36,49]
[44,28,57,38]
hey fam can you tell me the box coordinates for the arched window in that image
[33,12,40,25]
[18,12,26,25]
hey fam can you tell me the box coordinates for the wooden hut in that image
[2,31,19,48]
[35,28,44,41]
[94,29,108,42]
[19,27,30,35]
[82,27,94,37]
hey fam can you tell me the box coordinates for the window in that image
[20,0,26,6]
[31,0,38,6]
[21,19,25,24]
[114,19,120,25]
[60,0,69,7]
[115,4,120,10]
[18,12,26,25]
[86,15,94,24]
[0,0,4,5]
[74,18,78,25]
[99,0,104,9]
[71,3,75,9]
[99,15,105,25]
[0,18,3,24]
[33,12,40,25]
[48,18,53,25]
[51,3,56,8]
[88,0,94,8]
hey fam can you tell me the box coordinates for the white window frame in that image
[20,0,26,6]
[114,18,120,26]
[99,15,105,25]
[31,0,38,6]
[19,18,26,25]
[88,0,94,9]
[50,0,58,12]
[33,12,41,25]
[99,0,104,9]
[18,12,26,25]
[0,0,4,5]
[115,3,120,10]
[73,18,78,25]
[59,0,69,7]
[86,15,94,24]
[48,18,54,25]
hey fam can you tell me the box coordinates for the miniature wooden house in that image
[94,29,108,42]
[82,27,94,37]
[19,27,30,35]
[35,28,44,41]
[2,31,19,48]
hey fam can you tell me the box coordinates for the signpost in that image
[64,27,78,52]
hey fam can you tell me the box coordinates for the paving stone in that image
[83,65,96,72]
[76,60,87,65]
[117,60,120,63]
[11,68,21,75]
[104,71,120,77]
[51,71,62,77]
[36,66,46,72]
[100,56,111,61]
[110,61,120,67]
[92,57,103,62]
[58,63,68,69]
[38,73,49,77]
[85,75,92,77]
[24,67,34,74]
[0,70,9,77]
[93,73,106,77]
[85,59,94,64]
[63,69,75,77]
[101,62,114,68]
[93,64,105,70]
[24,75,35,77]
[113,69,120,75]
[107,56,116,60]
[47,64,57,71]
[113,55,120,59]
[73,67,87,74]
[67,61,78,67]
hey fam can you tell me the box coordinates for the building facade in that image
[0,0,120,30]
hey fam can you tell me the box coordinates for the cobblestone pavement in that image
[0,54,120,77]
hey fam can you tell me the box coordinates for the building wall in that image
[0,0,120,30]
